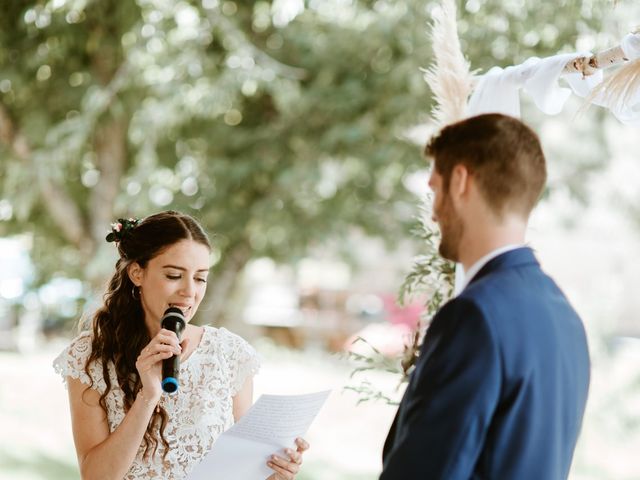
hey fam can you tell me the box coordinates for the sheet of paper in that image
[187,390,330,480]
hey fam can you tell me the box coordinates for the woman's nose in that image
[180,278,196,296]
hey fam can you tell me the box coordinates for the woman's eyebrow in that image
[162,264,209,272]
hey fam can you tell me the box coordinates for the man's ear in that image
[127,262,143,286]
[449,164,469,203]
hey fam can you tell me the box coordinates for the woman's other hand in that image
[266,437,309,480]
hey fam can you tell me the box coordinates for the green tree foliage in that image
[0,0,613,321]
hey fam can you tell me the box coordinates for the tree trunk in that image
[90,119,127,233]
[199,242,253,326]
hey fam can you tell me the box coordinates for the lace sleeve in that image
[218,328,260,396]
[52,331,106,393]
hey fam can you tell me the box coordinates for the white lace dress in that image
[53,325,260,479]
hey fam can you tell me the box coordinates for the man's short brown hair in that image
[425,113,547,218]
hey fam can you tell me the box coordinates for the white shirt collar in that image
[461,244,525,290]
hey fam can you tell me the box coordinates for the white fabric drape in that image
[466,33,640,125]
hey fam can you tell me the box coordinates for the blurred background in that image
[1,0,639,478]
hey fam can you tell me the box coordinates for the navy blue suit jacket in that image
[381,247,590,480]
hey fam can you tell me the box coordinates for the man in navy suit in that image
[381,113,590,480]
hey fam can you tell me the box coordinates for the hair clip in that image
[106,217,140,243]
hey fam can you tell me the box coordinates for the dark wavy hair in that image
[83,210,210,460]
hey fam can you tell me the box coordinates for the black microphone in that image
[161,307,186,394]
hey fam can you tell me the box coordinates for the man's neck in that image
[458,223,526,272]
